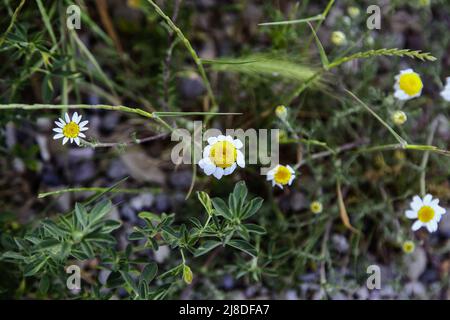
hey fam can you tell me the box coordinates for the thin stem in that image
[38,187,161,199]
[420,119,439,196]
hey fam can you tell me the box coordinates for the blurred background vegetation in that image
[1,0,450,299]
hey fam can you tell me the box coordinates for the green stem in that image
[38,187,161,199]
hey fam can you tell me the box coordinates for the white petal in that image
[394,89,411,101]
[224,163,237,175]
[233,139,243,149]
[198,158,206,169]
[79,120,89,128]
[411,220,423,231]
[410,196,423,211]
[53,128,63,133]
[423,194,433,205]
[288,175,295,185]
[217,135,226,141]
[266,173,274,181]
[203,146,211,159]
[405,210,417,219]
[72,112,79,123]
[225,135,233,143]
[65,113,70,123]
[276,183,283,190]
[53,133,64,140]
[62,137,69,145]
[78,132,86,138]
[204,163,216,175]
[400,68,414,75]
[74,138,80,146]
[236,150,245,168]
[213,168,224,179]
[80,127,89,131]
[426,220,438,233]
[70,138,74,143]
[207,137,217,145]
[55,120,64,128]
[287,165,295,174]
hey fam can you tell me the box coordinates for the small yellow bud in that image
[127,0,141,9]
[392,111,407,125]
[402,241,415,254]
[331,31,347,46]
[310,201,323,214]
[347,6,360,18]
[183,265,193,284]
[275,105,288,120]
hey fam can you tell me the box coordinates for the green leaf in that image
[194,240,222,257]
[227,239,257,257]
[106,271,125,288]
[240,197,264,220]
[75,203,88,229]
[243,224,266,235]
[197,191,213,215]
[34,239,60,251]
[89,200,112,225]
[140,262,158,284]
[138,211,161,223]
[39,275,50,294]
[101,220,122,233]
[120,271,138,294]
[24,258,47,277]
[211,198,232,220]
[138,280,149,299]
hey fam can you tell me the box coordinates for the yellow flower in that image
[331,31,347,46]
[267,165,296,189]
[392,111,407,125]
[402,241,415,254]
[275,105,288,120]
[310,201,323,214]
[394,69,423,101]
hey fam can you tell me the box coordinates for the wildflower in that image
[392,111,407,125]
[347,6,360,18]
[183,265,193,285]
[405,194,446,233]
[440,77,450,101]
[331,31,347,46]
[310,201,323,214]
[275,105,288,121]
[53,112,88,146]
[394,69,423,101]
[198,135,245,179]
[266,164,296,189]
[402,241,415,254]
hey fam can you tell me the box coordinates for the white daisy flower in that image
[53,112,89,146]
[440,77,450,101]
[394,69,423,101]
[266,164,295,189]
[198,135,245,180]
[405,194,446,233]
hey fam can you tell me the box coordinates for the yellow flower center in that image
[274,166,292,185]
[399,73,423,96]
[402,241,415,254]
[310,201,323,214]
[63,122,80,138]
[209,141,237,168]
[417,206,435,223]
